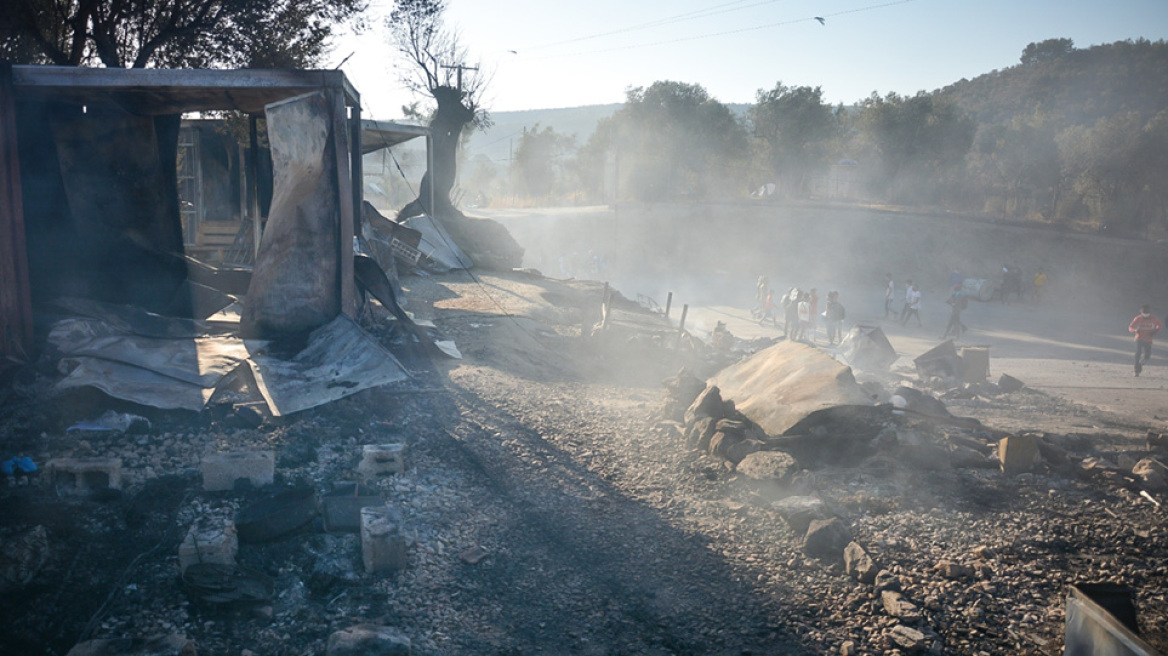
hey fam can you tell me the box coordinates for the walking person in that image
[1129,304,1162,377]
[900,281,922,327]
[824,291,846,345]
[884,273,894,319]
[782,288,799,338]
[758,287,778,327]
[795,292,811,343]
[942,284,968,340]
[752,276,769,319]
[1032,268,1047,305]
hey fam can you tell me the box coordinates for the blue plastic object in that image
[1,457,37,475]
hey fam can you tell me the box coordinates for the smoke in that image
[492,203,1167,325]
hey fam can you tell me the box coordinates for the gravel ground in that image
[0,269,1165,655]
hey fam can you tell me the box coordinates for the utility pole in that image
[440,63,479,92]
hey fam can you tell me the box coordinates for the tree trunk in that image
[397,85,473,221]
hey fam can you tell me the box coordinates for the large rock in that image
[881,590,922,621]
[684,386,725,426]
[707,432,739,460]
[686,416,718,450]
[873,569,902,593]
[886,625,929,652]
[736,451,799,484]
[1133,458,1168,491]
[771,496,830,534]
[441,211,524,270]
[844,541,879,584]
[934,559,975,580]
[725,439,764,465]
[663,368,706,407]
[802,517,851,559]
[327,624,411,656]
[709,341,883,437]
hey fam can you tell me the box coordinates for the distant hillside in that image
[463,103,751,165]
[939,38,1168,127]
[463,104,621,165]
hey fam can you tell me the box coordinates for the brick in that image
[46,458,122,493]
[361,506,407,574]
[178,517,238,573]
[201,451,274,492]
[357,444,406,479]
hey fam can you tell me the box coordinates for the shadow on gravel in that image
[432,381,813,655]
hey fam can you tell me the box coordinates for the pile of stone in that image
[660,368,771,466]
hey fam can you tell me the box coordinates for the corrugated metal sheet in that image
[1065,584,1161,656]
[0,62,33,365]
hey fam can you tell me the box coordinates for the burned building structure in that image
[0,63,437,414]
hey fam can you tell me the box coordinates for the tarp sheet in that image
[709,340,879,436]
[838,324,898,371]
[248,314,409,417]
[49,318,249,387]
[56,357,213,411]
[47,300,252,411]
[401,214,472,272]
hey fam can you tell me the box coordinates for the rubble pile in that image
[1,271,1166,655]
[651,349,1168,654]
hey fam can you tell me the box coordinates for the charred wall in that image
[15,101,189,317]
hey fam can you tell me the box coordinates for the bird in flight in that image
[814,16,826,25]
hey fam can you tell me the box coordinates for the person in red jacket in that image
[1129,304,1162,377]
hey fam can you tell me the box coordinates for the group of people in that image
[883,273,969,339]
[999,264,1047,305]
[884,274,925,328]
[754,278,847,345]
[755,272,1163,379]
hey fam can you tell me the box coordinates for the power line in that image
[521,0,777,52]
[533,0,918,60]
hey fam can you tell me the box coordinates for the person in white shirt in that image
[900,281,922,327]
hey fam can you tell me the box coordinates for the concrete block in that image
[361,506,407,574]
[201,451,275,492]
[46,458,122,493]
[179,517,238,573]
[998,434,1038,474]
[960,346,990,382]
[357,444,406,479]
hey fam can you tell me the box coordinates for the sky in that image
[331,0,1168,119]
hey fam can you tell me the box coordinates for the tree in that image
[749,82,839,196]
[0,0,366,69]
[388,0,488,220]
[582,81,747,201]
[966,114,1059,218]
[511,124,575,199]
[1020,38,1075,65]
[1058,112,1147,233]
[854,91,975,203]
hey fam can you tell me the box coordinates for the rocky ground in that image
[1,269,1166,655]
